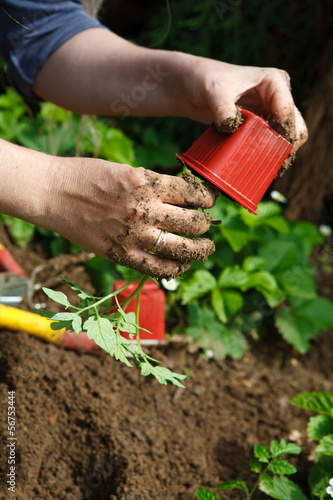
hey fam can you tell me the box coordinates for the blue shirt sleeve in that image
[0,1,107,101]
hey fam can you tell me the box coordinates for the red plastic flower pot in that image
[176,108,293,214]
[111,280,165,344]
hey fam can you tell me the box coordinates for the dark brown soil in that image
[0,233,332,500]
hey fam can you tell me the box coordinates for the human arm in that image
[33,28,307,150]
[0,139,216,279]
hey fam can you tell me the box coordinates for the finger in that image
[149,231,215,262]
[120,249,192,280]
[293,105,308,151]
[149,171,217,208]
[203,83,243,133]
[151,205,212,236]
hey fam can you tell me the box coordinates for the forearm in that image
[33,28,187,117]
[0,140,53,226]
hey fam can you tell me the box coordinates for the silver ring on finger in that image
[152,230,167,253]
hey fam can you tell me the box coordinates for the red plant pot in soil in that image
[176,108,293,214]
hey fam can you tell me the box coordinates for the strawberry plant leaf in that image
[307,415,333,441]
[242,256,266,272]
[211,289,243,323]
[218,265,249,289]
[179,270,216,304]
[276,266,316,299]
[275,309,317,354]
[315,435,333,457]
[268,458,297,475]
[290,392,333,417]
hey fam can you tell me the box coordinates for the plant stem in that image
[77,276,143,315]
[248,461,271,499]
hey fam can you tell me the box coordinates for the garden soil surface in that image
[0,234,332,500]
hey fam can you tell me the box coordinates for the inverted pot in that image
[176,109,293,214]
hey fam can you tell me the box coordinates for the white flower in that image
[205,349,214,359]
[270,190,288,203]
[161,278,179,291]
[326,478,333,498]
[319,224,332,237]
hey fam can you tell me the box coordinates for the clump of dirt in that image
[217,109,244,134]
[271,111,297,176]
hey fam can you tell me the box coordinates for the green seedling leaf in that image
[119,311,137,336]
[84,316,116,352]
[307,415,333,441]
[50,320,72,331]
[270,439,302,457]
[217,478,248,492]
[112,337,132,368]
[254,444,271,463]
[195,488,219,500]
[268,458,297,475]
[52,312,82,334]
[59,276,94,300]
[315,434,333,457]
[42,288,72,308]
[290,392,333,417]
[259,474,308,500]
[151,366,186,388]
[249,458,262,473]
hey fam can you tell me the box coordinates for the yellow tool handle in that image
[0,304,65,345]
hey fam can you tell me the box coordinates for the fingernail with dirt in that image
[216,109,244,134]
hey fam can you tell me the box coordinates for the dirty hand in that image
[43,158,217,279]
[174,55,308,151]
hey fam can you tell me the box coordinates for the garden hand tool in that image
[0,243,29,307]
[0,303,101,354]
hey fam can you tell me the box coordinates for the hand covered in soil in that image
[40,158,217,279]
[174,56,308,152]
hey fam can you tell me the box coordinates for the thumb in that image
[212,97,243,134]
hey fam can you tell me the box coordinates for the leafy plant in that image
[290,392,333,499]
[40,275,186,388]
[171,192,333,359]
[196,439,305,499]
